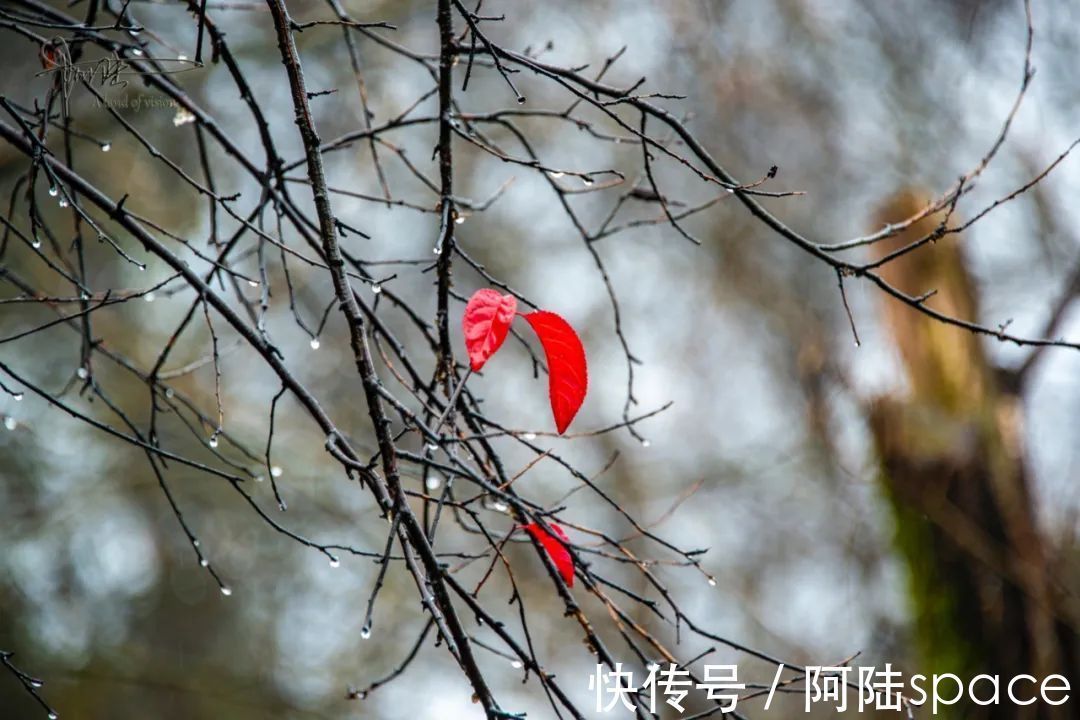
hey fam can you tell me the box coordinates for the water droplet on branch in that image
[173,107,195,127]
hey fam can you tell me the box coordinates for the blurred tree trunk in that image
[868,191,1076,719]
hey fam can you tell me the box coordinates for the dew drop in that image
[131,48,143,57]
[516,96,526,105]
[329,557,340,568]
[48,713,58,720]
[425,474,442,491]
[581,176,594,186]
[48,186,59,197]
[641,439,651,448]
[145,292,156,303]
[177,54,188,61]
[510,660,523,669]
[29,679,43,688]
[522,432,536,441]
[424,442,438,453]
[13,393,24,402]
[199,558,209,567]
[371,283,382,294]
[76,367,89,380]
[360,624,372,639]
[80,292,90,301]
[173,107,195,127]
[309,337,320,350]
[208,435,219,449]
[454,215,465,225]
[164,387,175,399]
[270,465,283,478]
[58,197,69,208]
[254,475,264,483]
[220,586,232,596]
[192,539,200,547]
[100,143,111,152]
[248,280,259,288]
[4,417,17,431]
[549,171,565,179]
[433,245,442,255]
[492,500,509,513]
[31,238,42,249]
[707,577,718,587]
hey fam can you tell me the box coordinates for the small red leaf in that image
[522,522,574,587]
[462,289,517,371]
[522,311,587,434]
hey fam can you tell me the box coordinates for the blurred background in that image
[1,0,1078,717]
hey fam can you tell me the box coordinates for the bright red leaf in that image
[462,289,517,371]
[523,310,587,434]
[522,522,574,587]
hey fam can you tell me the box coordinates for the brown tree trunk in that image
[868,190,1076,718]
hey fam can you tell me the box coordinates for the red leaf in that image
[462,289,517,371]
[522,311,587,434]
[522,522,574,587]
